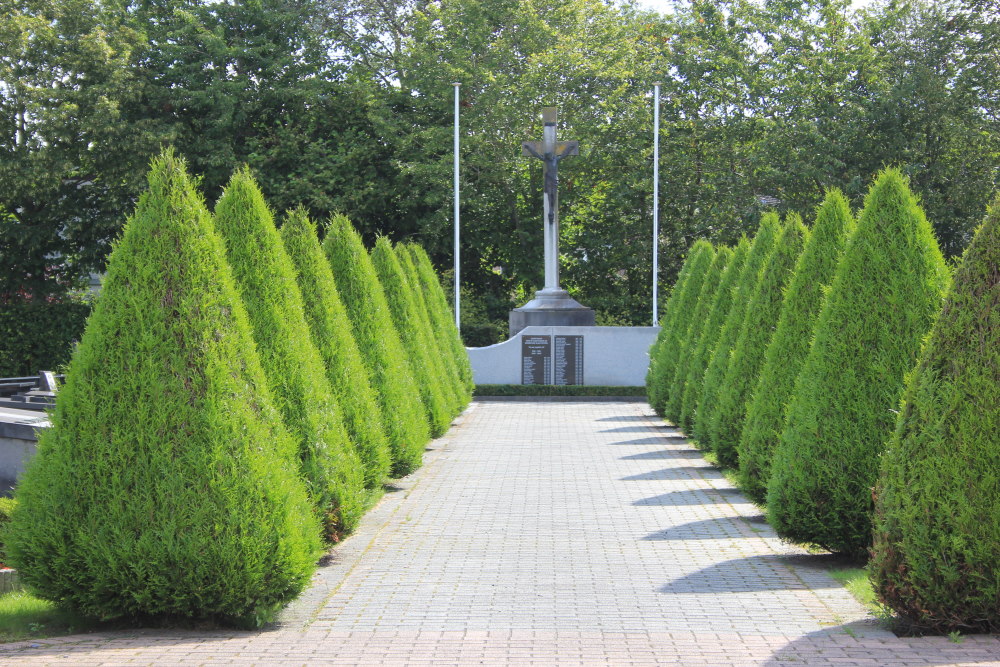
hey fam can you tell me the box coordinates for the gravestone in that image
[510,107,595,336]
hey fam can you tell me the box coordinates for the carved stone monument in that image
[510,107,595,336]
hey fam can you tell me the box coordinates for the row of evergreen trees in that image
[647,169,998,633]
[5,152,472,625]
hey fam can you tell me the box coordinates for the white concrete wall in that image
[0,408,47,493]
[467,326,660,386]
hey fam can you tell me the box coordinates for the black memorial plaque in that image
[553,335,584,385]
[521,335,552,385]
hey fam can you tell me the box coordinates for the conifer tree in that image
[371,237,453,437]
[871,199,1000,632]
[324,216,429,476]
[405,244,474,395]
[695,215,781,451]
[738,191,855,503]
[664,246,732,423]
[679,238,750,433]
[6,152,320,624]
[214,170,364,537]
[647,240,716,416]
[767,169,950,557]
[280,208,392,489]
[397,245,466,416]
[712,215,807,468]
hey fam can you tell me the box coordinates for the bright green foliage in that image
[371,238,453,437]
[214,170,364,537]
[404,244,474,397]
[767,169,950,558]
[5,153,320,624]
[396,245,466,417]
[871,199,1000,632]
[323,215,429,477]
[647,241,716,417]
[679,238,750,433]
[695,215,781,450]
[664,247,732,423]
[738,191,855,503]
[712,215,808,469]
[280,208,392,490]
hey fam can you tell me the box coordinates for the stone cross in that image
[522,107,578,292]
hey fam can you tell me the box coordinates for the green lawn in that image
[0,590,94,643]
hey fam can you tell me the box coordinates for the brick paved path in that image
[2,400,998,665]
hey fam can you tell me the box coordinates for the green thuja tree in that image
[371,238,454,437]
[214,170,364,537]
[664,246,732,423]
[738,191,855,503]
[280,208,392,490]
[405,244,474,396]
[646,245,701,414]
[397,245,466,417]
[696,215,781,451]
[5,152,320,624]
[679,238,750,433]
[767,169,950,558]
[647,240,716,417]
[871,198,1000,633]
[324,216,429,476]
[712,215,808,469]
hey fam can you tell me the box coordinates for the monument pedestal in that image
[509,288,595,336]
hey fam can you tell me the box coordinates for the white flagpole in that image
[652,82,662,326]
[453,82,461,330]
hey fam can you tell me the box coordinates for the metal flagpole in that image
[652,82,662,326]
[453,82,461,330]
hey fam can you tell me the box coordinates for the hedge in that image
[767,169,949,558]
[280,208,392,490]
[738,191,855,503]
[871,197,1000,632]
[0,301,91,377]
[6,152,320,625]
[324,216,429,477]
[215,169,364,538]
[711,214,807,469]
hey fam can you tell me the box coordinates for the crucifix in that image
[522,107,578,292]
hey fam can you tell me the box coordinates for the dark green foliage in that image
[396,245,467,417]
[871,199,1000,632]
[280,208,392,490]
[0,497,15,565]
[738,191,856,503]
[712,215,808,469]
[695,215,781,450]
[646,240,716,417]
[664,247,732,423]
[323,216,429,477]
[214,170,364,537]
[0,301,91,377]
[404,244,475,396]
[679,238,750,433]
[5,153,320,624]
[767,169,950,558]
[371,238,453,437]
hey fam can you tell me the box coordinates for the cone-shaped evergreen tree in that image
[371,237,453,437]
[647,241,716,417]
[5,152,320,624]
[767,169,950,558]
[280,208,392,490]
[696,215,781,450]
[405,244,474,396]
[871,199,1000,632]
[396,245,466,417]
[738,191,855,503]
[324,216,429,476]
[712,215,808,468]
[679,238,750,433]
[664,246,732,423]
[214,170,364,537]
